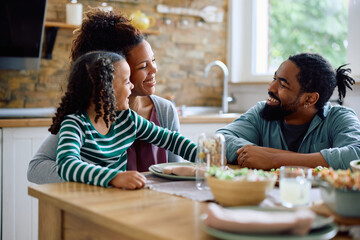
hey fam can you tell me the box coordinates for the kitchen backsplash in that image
[0,0,228,108]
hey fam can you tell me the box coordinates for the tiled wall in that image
[0,0,228,108]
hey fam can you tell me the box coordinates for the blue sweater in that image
[216,101,360,169]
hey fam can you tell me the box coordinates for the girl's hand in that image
[109,171,147,189]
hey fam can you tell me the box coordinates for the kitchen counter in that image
[0,115,240,128]
[0,118,53,128]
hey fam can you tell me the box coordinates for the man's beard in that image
[260,104,294,121]
[260,93,300,121]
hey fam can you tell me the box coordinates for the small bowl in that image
[350,160,360,173]
[205,176,276,206]
[319,183,360,217]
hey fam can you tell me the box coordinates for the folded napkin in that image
[204,203,315,236]
[162,165,196,176]
[162,166,207,177]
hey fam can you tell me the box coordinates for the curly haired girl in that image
[50,51,197,189]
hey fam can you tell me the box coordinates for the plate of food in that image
[149,162,201,180]
[200,206,338,240]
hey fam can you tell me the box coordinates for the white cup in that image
[66,0,83,25]
[196,133,225,190]
[279,166,312,208]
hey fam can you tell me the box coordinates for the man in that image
[217,53,360,170]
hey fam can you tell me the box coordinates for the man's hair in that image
[49,51,125,134]
[71,8,145,62]
[289,53,355,117]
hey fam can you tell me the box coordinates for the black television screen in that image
[0,0,47,70]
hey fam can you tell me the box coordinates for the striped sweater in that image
[56,109,197,187]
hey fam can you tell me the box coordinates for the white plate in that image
[149,162,202,180]
[200,207,338,240]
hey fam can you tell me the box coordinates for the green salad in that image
[206,166,277,181]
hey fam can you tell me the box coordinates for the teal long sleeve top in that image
[216,101,360,169]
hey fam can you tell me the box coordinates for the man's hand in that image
[236,145,329,170]
[109,171,147,189]
[236,145,275,170]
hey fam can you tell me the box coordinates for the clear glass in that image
[196,133,225,190]
[279,166,312,208]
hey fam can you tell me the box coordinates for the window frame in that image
[227,0,360,83]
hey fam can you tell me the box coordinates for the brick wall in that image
[0,0,228,108]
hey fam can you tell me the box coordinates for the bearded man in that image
[216,53,360,170]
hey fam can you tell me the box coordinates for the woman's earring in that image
[304,104,309,108]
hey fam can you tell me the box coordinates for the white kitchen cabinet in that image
[1,127,49,240]
[180,123,228,142]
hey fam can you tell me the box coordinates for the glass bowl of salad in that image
[317,168,360,217]
[205,167,277,206]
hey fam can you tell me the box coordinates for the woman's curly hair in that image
[71,8,144,62]
[49,51,125,134]
[289,53,355,118]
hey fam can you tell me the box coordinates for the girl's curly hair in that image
[71,8,144,62]
[289,53,355,118]
[49,51,126,134]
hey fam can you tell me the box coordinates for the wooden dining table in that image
[28,175,352,240]
[28,181,216,240]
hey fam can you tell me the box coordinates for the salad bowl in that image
[205,167,276,206]
[314,168,360,217]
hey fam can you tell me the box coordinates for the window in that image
[227,0,360,82]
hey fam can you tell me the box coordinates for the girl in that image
[49,51,197,189]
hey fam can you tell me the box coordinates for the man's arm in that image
[216,102,265,164]
[236,145,329,170]
[27,133,63,184]
[319,107,360,169]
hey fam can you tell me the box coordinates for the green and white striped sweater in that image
[56,109,197,187]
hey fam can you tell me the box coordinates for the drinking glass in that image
[279,166,312,208]
[196,133,225,190]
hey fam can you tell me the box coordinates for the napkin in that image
[162,165,197,176]
[204,203,315,236]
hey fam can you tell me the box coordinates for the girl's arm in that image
[133,111,197,162]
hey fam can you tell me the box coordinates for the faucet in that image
[204,60,230,113]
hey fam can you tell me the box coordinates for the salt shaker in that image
[196,133,225,190]
[66,0,83,26]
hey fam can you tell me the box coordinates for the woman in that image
[27,9,182,184]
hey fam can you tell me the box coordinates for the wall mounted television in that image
[0,0,47,70]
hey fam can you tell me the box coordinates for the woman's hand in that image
[109,171,147,189]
